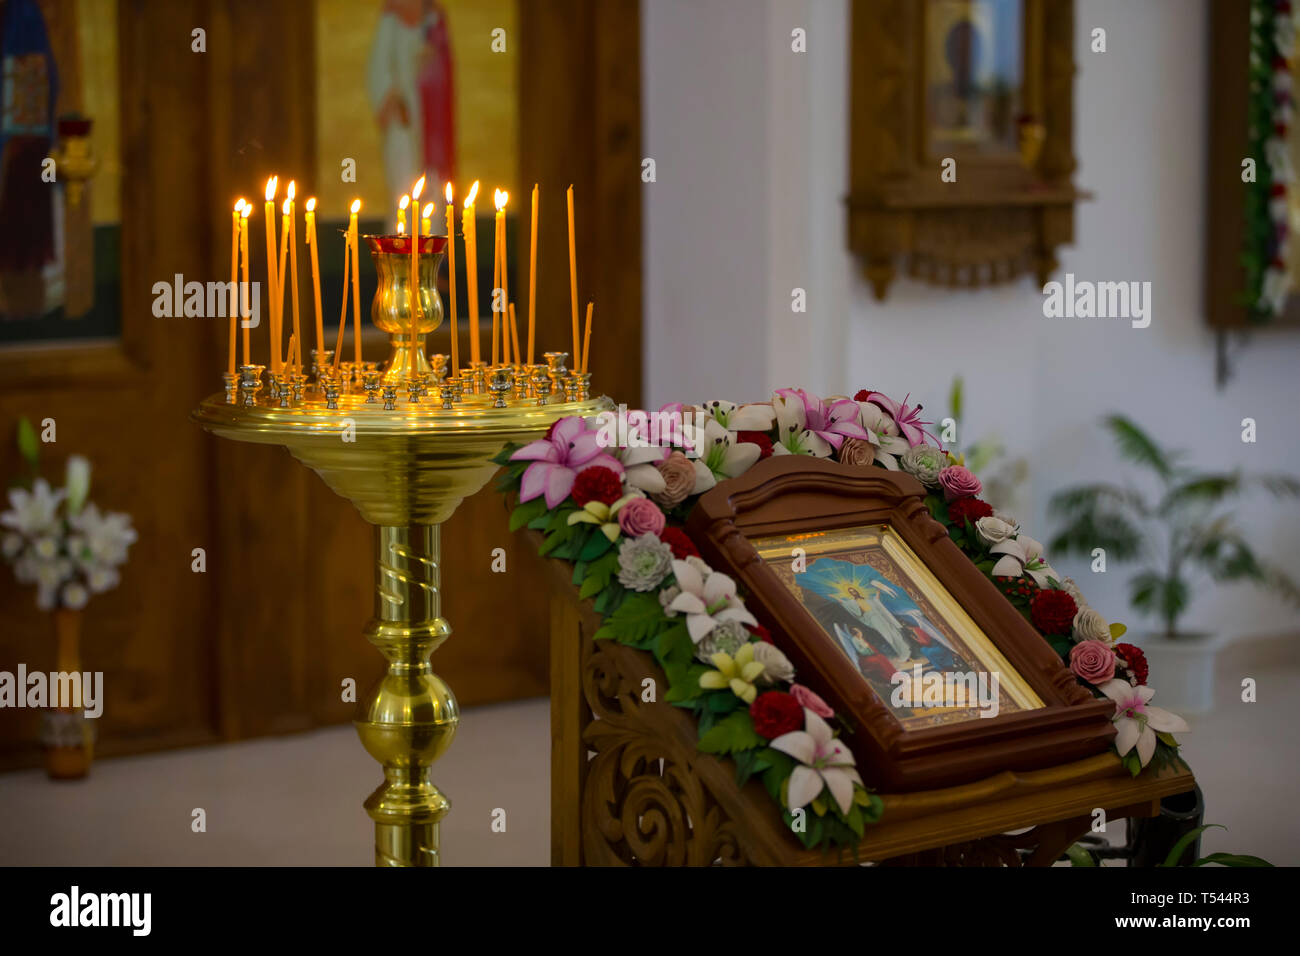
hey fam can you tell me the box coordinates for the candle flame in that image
[287,180,296,201]
[445,181,453,203]
[350,199,361,215]
[421,202,434,220]
[240,204,252,219]
[494,188,508,211]
[397,221,405,235]
[265,176,277,202]
[234,198,246,212]
[464,180,480,208]
[399,194,410,210]
[282,198,291,215]
[305,197,316,212]
[413,175,426,200]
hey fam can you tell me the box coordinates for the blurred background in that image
[1,0,1296,865]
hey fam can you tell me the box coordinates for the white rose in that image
[1073,607,1111,643]
[974,516,1015,546]
[1060,577,1089,610]
[752,641,795,684]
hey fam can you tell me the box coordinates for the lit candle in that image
[491,190,501,365]
[305,197,323,353]
[286,182,301,370]
[350,199,362,364]
[421,201,433,237]
[567,185,579,366]
[410,177,425,368]
[398,194,410,235]
[495,189,509,364]
[582,300,594,373]
[445,182,458,375]
[240,204,251,365]
[333,231,350,371]
[277,198,290,373]
[229,199,245,375]
[263,176,279,371]
[462,180,481,365]
[528,183,538,366]
[397,220,405,236]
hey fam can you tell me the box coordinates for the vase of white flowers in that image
[2,418,137,778]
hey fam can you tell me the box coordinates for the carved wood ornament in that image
[848,0,1085,297]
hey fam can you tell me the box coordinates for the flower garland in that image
[494,388,1188,852]
[1247,0,1295,321]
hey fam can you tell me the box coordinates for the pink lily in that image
[865,391,940,447]
[511,416,624,509]
[769,709,863,815]
[1097,679,1189,767]
[773,389,869,455]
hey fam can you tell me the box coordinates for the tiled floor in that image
[1,647,1296,866]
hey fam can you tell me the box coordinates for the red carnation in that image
[947,497,994,525]
[750,624,773,644]
[749,691,804,739]
[737,430,774,459]
[853,389,872,402]
[1114,643,1149,686]
[1030,589,1078,636]
[658,526,699,559]
[570,466,623,507]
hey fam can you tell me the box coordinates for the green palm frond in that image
[1162,472,1300,514]
[1050,483,1150,518]
[1103,415,1176,481]
[1048,511,1145,562]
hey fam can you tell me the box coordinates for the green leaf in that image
[1103,414,1175,481]
[591,591,670,645]
[508,497,548,532]
[1192,852,1273,867]
[578,530,615,561]
[664,664,708,702]
[538,525,574,557]
[16,418,38,469]
[1065,843,1098,867]
[1161,824,1224,867]
[706,690,742,714]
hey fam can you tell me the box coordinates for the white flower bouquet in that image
[2,419,136,611]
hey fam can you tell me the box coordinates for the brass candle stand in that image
[193,234,609,866]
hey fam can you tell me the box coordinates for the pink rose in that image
[789,683,834,718]
[937,465,982,502]
[1068,640,1117,685]
[617,497,666,537]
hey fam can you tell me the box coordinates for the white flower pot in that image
[1135,631,1223,714]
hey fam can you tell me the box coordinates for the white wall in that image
[643,0,1300,639]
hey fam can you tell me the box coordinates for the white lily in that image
[68,504,137,568]
[618,445,669,495]
[683,419,762,493]
[667,558,757,643]
[772,392,832,457]
[700,399,776,432]
[1097,679,1189,767]
[769,709,863,815]
[989,534,1060,586]
[1,479,65,537]
[567,493,641,542]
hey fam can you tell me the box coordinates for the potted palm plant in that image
[1049,415,1300,712]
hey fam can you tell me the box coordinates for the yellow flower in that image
[566,493,639,542]
[697,642,766,703]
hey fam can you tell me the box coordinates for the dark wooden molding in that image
[848,0,1084,297]
[687,455,1114,792]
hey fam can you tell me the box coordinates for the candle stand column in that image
[357,523,456,866]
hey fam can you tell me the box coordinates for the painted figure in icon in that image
[800,558,967,691]
[367,0,456,214]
